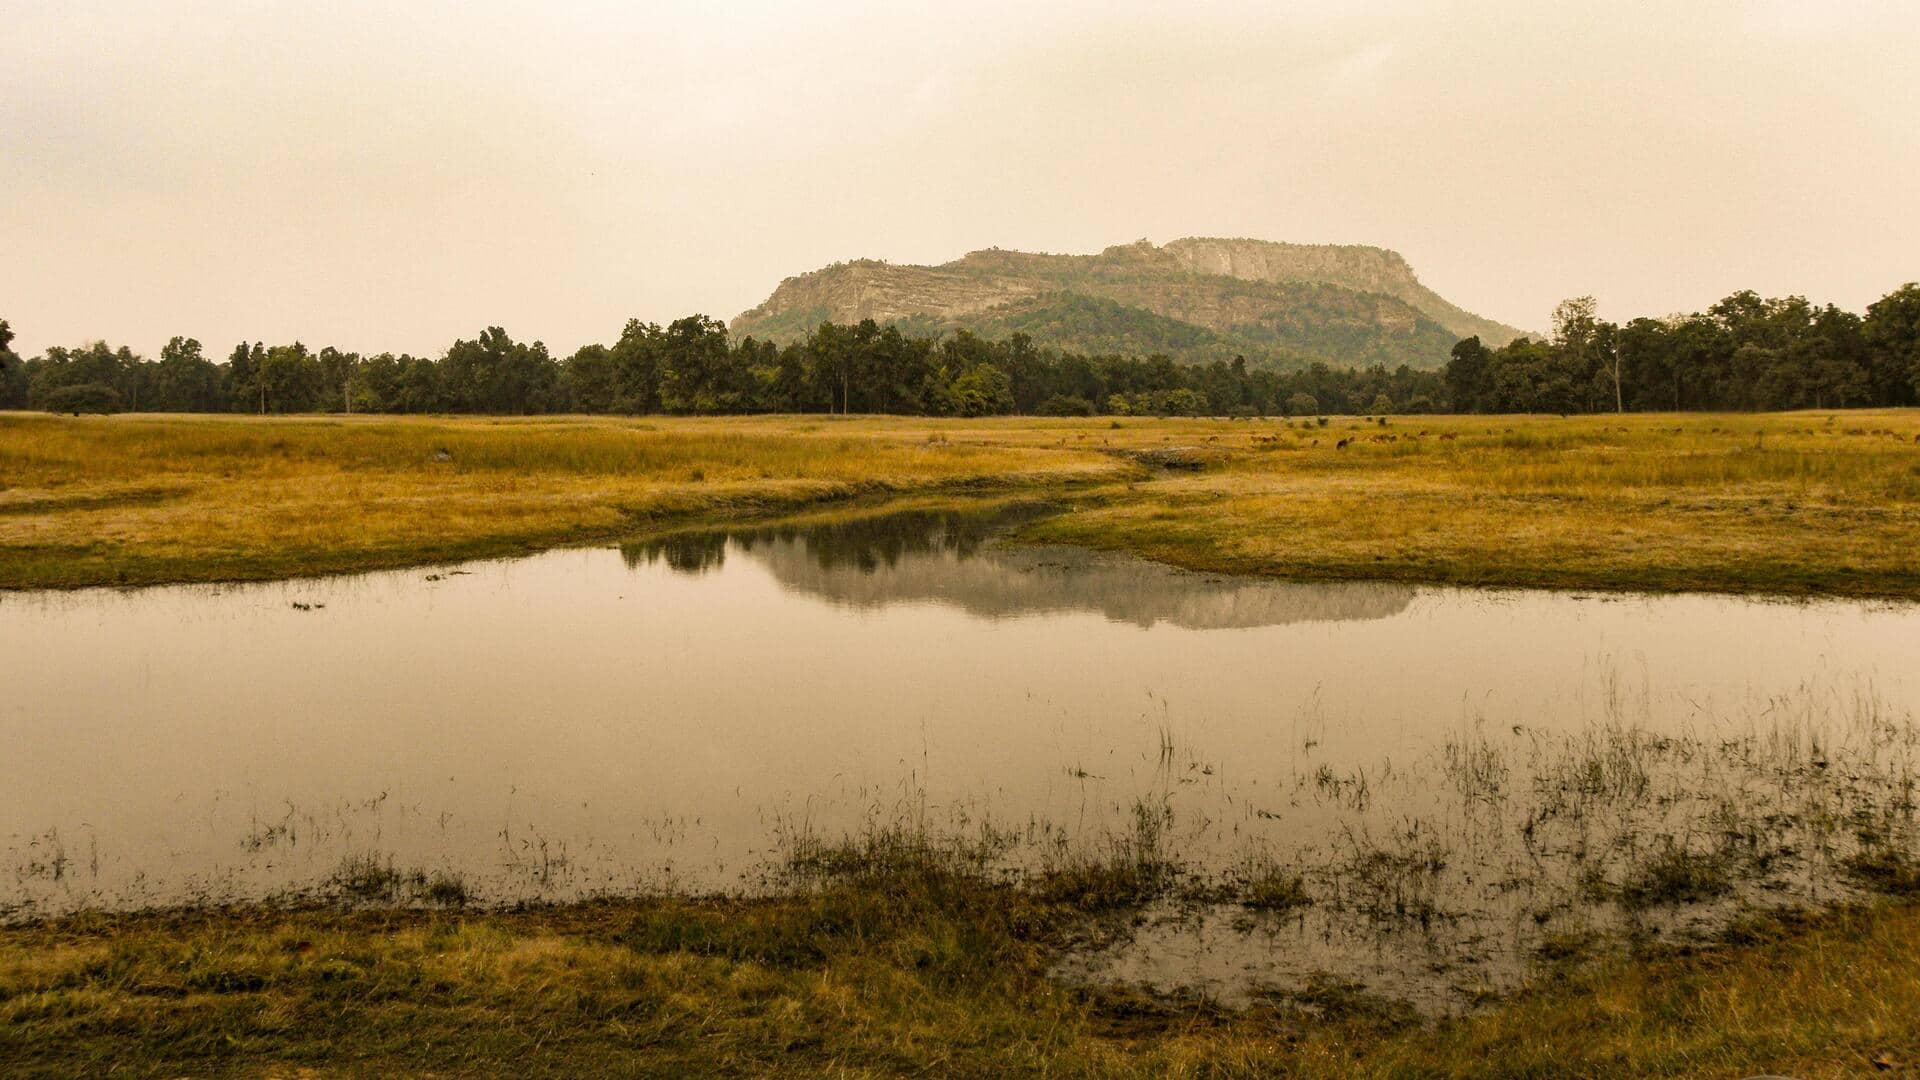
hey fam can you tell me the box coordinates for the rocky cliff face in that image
[731,238,1525,370]
[734,261,1044,330]
[1160,238,1524,347]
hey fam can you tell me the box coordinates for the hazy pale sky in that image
[5,0,1916,358]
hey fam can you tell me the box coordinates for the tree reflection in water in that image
[622,503,1416,629]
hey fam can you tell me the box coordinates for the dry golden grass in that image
[1026,409,1920,599]
[0,412,1121,588]
[7,410,1920,1075]
[5,409,1919,596]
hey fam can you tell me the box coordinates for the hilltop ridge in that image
[731,238,1526,370]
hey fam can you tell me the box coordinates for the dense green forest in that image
[1449,288,1920,413]
[3,284,1916,418]
[0,315,1445,418]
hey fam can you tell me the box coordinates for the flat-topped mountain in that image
[731,238,1527,370]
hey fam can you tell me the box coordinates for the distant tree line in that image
[0,315,1443,418]
[3,283,1916,419]
[1448,286,1920,414]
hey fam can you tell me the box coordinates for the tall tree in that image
[259,342,320,413]
[154,336,225,412]
[1444,336,1493,412]
[1863,284,1920,405]
[442,328,554,414]
[0,320,27,409]
[655,315,734,414]
[1552,296,1618,412]
[30,341,136,412]
[560,343,617,413]
[609,320,663,413]
[316,347,360,414]
[227,343,266,413]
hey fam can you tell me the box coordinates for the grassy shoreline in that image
[5,880,1916,1077]
[5,478,1090,592]
[1023,494,1920,602]
[6,409,1919,598]
[0,412,1124,590]
[8,409,1920,1074]
[1023,409,1920,603]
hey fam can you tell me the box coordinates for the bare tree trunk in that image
[1612,342,1625,414]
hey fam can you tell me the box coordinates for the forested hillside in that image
[731,238,1523,371]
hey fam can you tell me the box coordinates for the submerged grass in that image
[5,409,1920,596]
[4,876,1917,1077]
[1227,856,1313,913]
[7,696,1920,1075]
[1616,844,1736,908]
[1845,847,1920,896]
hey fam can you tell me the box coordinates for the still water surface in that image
[5,506,1917,1004]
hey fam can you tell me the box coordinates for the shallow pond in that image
[4,503,1918,1009]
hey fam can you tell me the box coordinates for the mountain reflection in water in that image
[621,506,1416,629]
[8,499,1920,1011]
